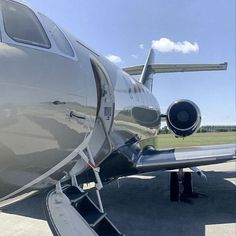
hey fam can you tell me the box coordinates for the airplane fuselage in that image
[0,0,160,201]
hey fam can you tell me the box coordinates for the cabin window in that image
[39,14,74,57]
[2,0,50,48]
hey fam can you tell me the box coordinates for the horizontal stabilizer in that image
[123,63,228,76]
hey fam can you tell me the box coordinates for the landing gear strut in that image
[170,171,199,202]
[170,172,179,201]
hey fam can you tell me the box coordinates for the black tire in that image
[170,172,179,201]
[183,172,193,195]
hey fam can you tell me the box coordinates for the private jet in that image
[0,0,235,235]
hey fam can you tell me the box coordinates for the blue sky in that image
[28,0,235,125]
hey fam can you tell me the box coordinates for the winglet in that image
[139,48,155,91]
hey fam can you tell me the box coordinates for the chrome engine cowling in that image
[166,100,201,137]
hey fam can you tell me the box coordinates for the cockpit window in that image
[39,13,75,57]
[1,0,51,48]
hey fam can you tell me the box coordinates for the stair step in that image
[74,196,105,226]
[93,217,123,236]
[63,186,87,203]
[62,185,123,235]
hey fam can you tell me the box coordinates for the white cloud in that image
[106,54,122,63]
[139,44,145,50]
[152,38,199,54]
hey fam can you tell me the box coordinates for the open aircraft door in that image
[88,57,115,164]
[69,56,115,176]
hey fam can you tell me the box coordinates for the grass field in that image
[141,132,236,149]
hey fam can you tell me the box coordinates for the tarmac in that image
[0,161,235,236]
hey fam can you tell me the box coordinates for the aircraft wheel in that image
[183,172,193,194]
[170,172,179,201]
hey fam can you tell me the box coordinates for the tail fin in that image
[139,48,155,91]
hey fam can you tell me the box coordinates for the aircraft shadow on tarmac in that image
[1,170,236,236]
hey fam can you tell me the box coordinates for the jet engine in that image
[166,100,201,137]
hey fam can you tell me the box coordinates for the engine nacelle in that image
[166,100,201,137]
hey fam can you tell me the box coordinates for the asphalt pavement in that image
[0,161,235,236]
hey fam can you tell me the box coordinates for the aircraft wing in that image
[123,63,228,76]
[136,144,236,172]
